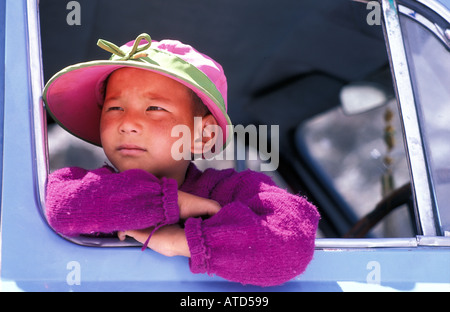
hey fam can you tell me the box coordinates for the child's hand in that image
[117,192,220,258]
[118,224,190,257]
[177,190,221,220]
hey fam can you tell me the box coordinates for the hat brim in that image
[43,59,232,149]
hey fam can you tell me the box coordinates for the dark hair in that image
[189,89,210,117]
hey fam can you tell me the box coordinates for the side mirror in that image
[340,82,392,115]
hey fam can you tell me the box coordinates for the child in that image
[43,33,320,287]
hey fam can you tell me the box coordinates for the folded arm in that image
[45,166,179,236]
[183,169,320,287]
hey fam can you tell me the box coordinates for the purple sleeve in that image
[45,166,179,236]
[184,170,320,287]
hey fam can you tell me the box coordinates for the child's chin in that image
[117,166,160,178]
[115,164,148,173]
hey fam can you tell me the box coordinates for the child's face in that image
[100,68,196,181]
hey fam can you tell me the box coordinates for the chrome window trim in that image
[380,0,438,236]
[416,0,450,22]
[316,235,450,249]
[315,237,418,249]
[26,0,48,221]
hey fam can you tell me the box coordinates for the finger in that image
[207,200,221,216]
[117,231,127,241]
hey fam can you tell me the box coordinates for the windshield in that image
[399,11,450,234]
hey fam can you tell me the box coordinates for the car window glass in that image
[400,13,450,234]
[296,98,414,238]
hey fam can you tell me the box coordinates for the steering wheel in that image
[344,183,414,238]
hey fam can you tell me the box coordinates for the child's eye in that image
[146,106,166,111]
[105,106,124,112]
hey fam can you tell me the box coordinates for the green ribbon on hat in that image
[97,33,152,61]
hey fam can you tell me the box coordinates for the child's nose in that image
[119,113,142,134]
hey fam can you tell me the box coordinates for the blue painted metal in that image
[1,0,450,292]
[0,0,6,201]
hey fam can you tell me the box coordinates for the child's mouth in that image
[117,144,147,156]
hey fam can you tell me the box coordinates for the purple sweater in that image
[46,163,319,286]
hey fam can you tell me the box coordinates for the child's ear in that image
[191,114,219,157]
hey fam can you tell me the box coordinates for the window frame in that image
[30,0,450,249]
[0,0,6,218]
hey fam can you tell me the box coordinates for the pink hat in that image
[43,33,232,148]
